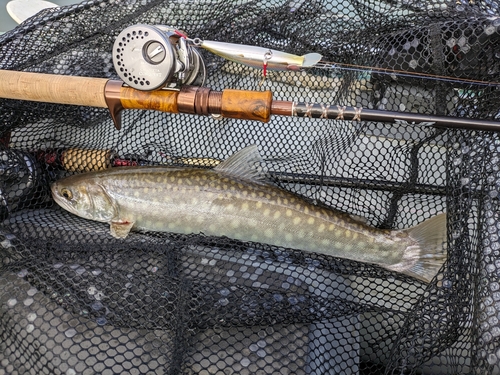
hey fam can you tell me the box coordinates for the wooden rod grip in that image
[0,70,109,108]
[221,89,272,122]
[120,86,179,113]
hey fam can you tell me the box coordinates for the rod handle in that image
[120,86,179,113]
[221,89,272,123]
[0,70,109,108]
[105,85,273,129]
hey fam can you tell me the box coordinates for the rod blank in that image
[271,101,500,132]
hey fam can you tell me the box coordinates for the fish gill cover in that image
[0,0,499,374]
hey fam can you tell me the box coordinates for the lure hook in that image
[259,49,273,86]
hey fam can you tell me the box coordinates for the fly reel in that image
[113,24,206,91]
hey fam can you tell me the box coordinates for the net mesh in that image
[1,0,500,373]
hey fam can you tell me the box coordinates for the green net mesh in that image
[1,0,500,373]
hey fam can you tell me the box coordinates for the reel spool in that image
[113,24,206,91]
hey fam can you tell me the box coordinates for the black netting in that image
[1,0,500,374]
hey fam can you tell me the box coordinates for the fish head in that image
[51,175,117,223]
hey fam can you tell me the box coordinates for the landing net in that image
[1,0,500,374]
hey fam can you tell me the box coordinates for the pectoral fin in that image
[110,221,134,239]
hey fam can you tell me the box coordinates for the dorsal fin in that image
[214,145,267,183]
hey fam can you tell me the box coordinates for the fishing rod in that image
[2,68,500,132]
[1,23,500,132]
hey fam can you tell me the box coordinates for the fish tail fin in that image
[390,213,447,283]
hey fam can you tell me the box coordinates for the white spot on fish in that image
[273,211,281,219]
[293,217,301,225]
[286,209,293,217]
[307,217,315,225]
[318,224,325,232]
[241,203,249,211]
[264,228,274,238]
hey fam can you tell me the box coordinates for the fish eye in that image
[61,188,73,200]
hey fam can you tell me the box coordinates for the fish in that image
[51,145,446,283]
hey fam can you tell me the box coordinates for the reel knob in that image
[113,24,205,91]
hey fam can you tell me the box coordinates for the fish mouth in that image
[50,182,58,199]
[50,182,60,199]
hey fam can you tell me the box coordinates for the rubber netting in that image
[0,0,500,374]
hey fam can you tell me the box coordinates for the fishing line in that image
[312,60,500,88]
